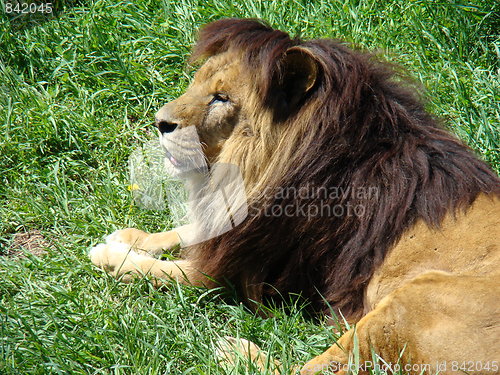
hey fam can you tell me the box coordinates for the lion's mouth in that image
[164,149,180,167]
[160,129,209,174]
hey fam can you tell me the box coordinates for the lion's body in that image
[362,194,499,368]
[366,194,499,311]
[90,19,500,374]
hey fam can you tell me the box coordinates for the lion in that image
[90,19,500,374]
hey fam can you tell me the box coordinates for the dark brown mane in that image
[188,19,500,320]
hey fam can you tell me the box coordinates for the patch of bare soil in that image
[4,229,52,258]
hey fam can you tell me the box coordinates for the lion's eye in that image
[209,93,229,105]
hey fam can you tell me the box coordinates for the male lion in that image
[90,19,500,374]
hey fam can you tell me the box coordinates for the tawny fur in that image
[90,19,500,374]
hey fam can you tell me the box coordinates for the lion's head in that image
[155,20,322,193]
[155,19,499,319]
[155,50,250,166]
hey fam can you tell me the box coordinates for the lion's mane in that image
[187,19,500,319]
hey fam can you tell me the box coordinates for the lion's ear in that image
[283,47,318,92]
[278,46,319,110]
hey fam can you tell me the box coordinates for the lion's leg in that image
[300,271,500,375]
[106,228,181,257]
[89,241,206,287]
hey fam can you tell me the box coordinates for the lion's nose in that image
[156,118,178,134]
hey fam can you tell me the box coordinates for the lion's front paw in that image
[106,228,180,257]
[106,228,149,247]
[89,242,142,281]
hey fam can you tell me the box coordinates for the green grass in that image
[0,0,498,373]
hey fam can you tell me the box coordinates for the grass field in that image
[0,0,499,373]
